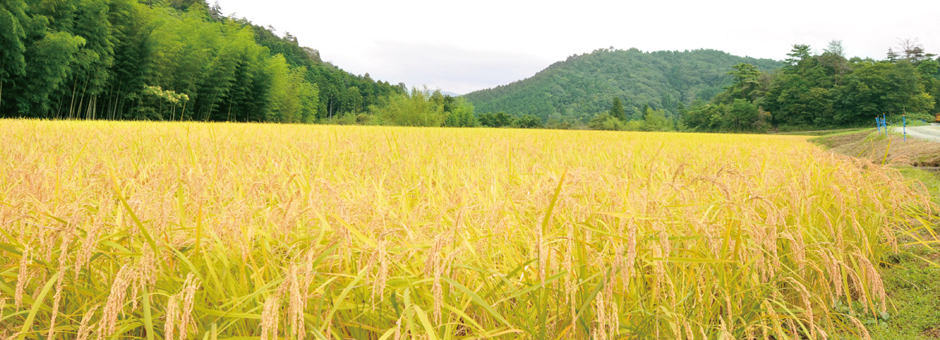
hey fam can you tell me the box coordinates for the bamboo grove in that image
[0,0,402,123]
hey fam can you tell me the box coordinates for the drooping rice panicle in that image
[0,119,935,339]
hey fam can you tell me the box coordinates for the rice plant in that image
[0,120,936,339]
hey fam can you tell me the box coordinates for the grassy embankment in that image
[0,120,937,339]
[773,128,871,136]
[813,130,940,339]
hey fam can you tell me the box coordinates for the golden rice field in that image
[0,120,937,340]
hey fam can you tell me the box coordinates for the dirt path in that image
[893,124,940,143]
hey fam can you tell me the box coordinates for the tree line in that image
[0,0,403,123]
[682,41,939,132]
[320,88,545,129]
[3,0,936,134]
[0,0,548,129]
[501,41,939,133]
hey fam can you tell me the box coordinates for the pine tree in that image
[610,97,625,121]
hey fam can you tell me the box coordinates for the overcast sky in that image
[215,0,940,95]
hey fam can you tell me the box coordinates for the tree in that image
[371,88,444,127]
[819,41,850,86]
[837,60,925,124]
[897,38,934,65]
[609,96,625,121]
[267,55,310,123]
[588,112,625,130]
[641,107,672,131]
[478,112,494,127]
[478,111,512,127]
[785,44,812,69]
[512,114,542,128]
[763,44,837,127]
[681,102,723,131]
[725,63,761,102]
[18,31,86,116]
[0,0,28,112]
[725,99,760,131]
[493,112,512,127]
[300,82,319,123]
[443,97,476,127]
[54,0,119,120]
[346,86,363,112]
[887,48,899,63]
[824,40,845,58]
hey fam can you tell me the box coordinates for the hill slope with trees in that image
[0,0,403,122]
[462,48,783,122]
[683,41,940,132]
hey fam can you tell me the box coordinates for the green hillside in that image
[0,0,402,122]
[463,48,782,121]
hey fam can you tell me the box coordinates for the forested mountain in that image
[0,0,402,122]
[463,48,782,121]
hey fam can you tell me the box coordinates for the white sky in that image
[215,0,940,95]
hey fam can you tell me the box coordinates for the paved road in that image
[893,124,940,143]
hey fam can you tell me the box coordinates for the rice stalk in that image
[0,120,935,339]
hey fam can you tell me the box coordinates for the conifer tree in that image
[610,97,625,121]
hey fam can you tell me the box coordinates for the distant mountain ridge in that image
[439,91,463,97]
[463,48,783,121]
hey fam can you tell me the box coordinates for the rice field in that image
[0,120,936,339]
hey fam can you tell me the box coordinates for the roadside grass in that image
[897,167,940,205]
[903,120,932,127]
[811,130,940,167]
[872,168,940,340]
[773,127,870,136]
[812,137,940,339]
[872,246,940,339]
